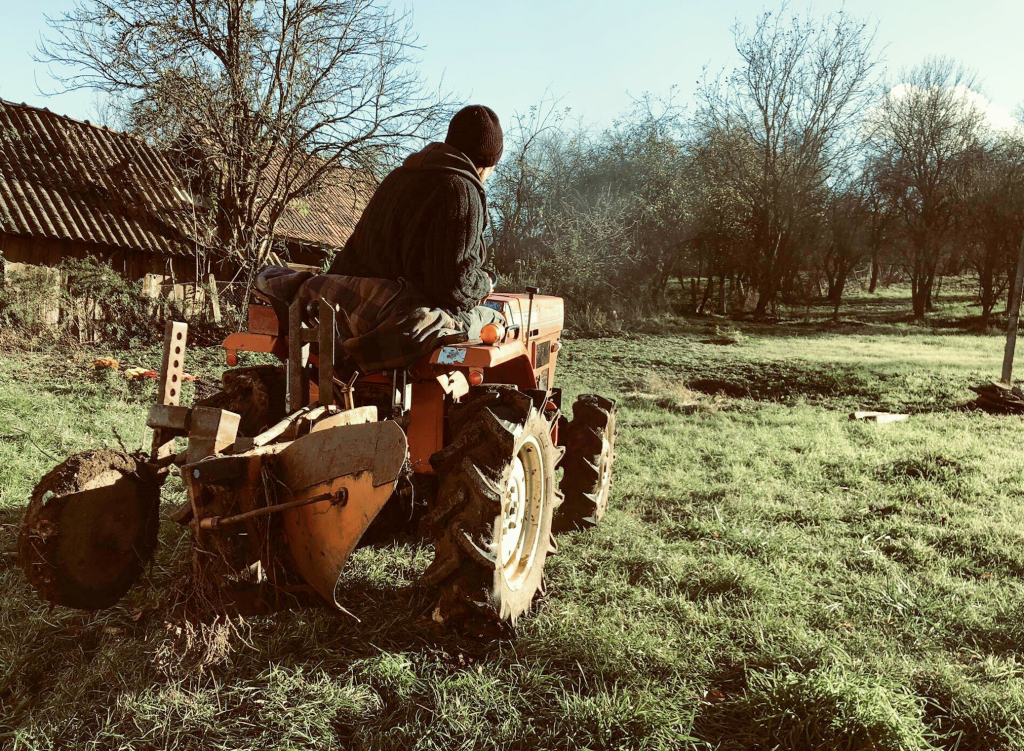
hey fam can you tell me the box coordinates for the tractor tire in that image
[195,365,286,437]
[422,385,560,631]
[555,394,617,531]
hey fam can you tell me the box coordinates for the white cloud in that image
[885,83,1022,136]
[958,87,1021,135]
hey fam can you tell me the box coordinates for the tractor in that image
[18,275,618,629]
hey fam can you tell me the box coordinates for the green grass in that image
[3,289,1024,749]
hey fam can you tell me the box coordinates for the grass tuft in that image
[704,664,935,751]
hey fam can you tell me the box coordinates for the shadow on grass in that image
[693,663,938,751]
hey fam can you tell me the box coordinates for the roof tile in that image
[0,99,371,258]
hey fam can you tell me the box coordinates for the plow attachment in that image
[180,414,409,610]
[273,420,407,606]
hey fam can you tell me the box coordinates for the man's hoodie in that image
[328,142,491,315]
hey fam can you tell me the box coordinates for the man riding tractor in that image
[18,106,619,631]
[331,104,507,339]
[258,105,510,377]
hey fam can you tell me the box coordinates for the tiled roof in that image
[274,166,372,250]
[0,99,205,256]
[0,99,372,257]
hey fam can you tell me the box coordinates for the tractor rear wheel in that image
[195,365,286,437]
[422,386,559,630]
[555,394,617,531]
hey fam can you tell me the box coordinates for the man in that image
[329,105,505,337]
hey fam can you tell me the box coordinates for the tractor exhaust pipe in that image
[525,286,539,346]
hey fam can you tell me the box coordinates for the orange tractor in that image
[19,283,617,628]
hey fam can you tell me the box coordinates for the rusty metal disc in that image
[18,449,162,610]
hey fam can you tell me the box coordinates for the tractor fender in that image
[430,342,537,392]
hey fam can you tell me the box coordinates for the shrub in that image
[0,255,63,335]
[1,255,234,348]
[60,256,160,346]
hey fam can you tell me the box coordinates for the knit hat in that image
[444,105,503,168]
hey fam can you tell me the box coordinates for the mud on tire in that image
[195,365,286,437]
[422,385,560,630]
[18,449,162,610]
[555,394,617,531]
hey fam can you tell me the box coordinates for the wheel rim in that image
[595,435,612,514]
[500,435,545,591]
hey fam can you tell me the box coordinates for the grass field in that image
[3,289,1024,750]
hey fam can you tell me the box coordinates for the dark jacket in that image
[329,143,491,314]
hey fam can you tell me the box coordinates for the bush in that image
[0,257,63,335]
[60,257,161,346]
[1,255,234,348]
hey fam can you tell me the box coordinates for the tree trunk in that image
[696,275,714,315]
[917,273,936,316]
[979,253,996,327]
[911,273,926,319]
[927,273,939,311]
[754,282,773,318]
[826,273,840,302]
[717,273,727,315]
[869,251,880,293]
[832,269,848,320]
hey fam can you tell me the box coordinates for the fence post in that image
[1001,235,1024,385]
[208,273,222,324]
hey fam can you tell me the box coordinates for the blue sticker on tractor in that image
[437,347,468,364]
[483,300,503,311]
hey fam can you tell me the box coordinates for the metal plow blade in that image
[274,420,408,608]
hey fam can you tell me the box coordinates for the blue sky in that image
[2,0,1021,129]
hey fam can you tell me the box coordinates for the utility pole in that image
[1000,235,1024,385]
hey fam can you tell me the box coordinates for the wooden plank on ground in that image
[850,411,909,424]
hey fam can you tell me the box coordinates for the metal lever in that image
[525,286,539,346]
[391,368,413,422]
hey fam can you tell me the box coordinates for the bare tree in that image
[597,93,690,303]
[819,176,868,317]
[686,120,755,313]
[697,4,880,316]
[961,132,1024,324]
[488,95,692,313]
[862,158,896,293]
[39,0,449,284]
[867,57,989,318]
[488,95,577,277]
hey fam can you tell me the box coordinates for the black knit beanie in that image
[445,105,503,168]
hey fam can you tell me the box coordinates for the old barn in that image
[0,99,369,289]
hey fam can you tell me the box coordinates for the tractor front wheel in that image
[423,386,559,630]
[555,394,617,531]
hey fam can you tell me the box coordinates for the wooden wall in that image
[0,233,218,283]
[0,232,329,283]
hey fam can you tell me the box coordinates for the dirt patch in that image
[626,373,732,414]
